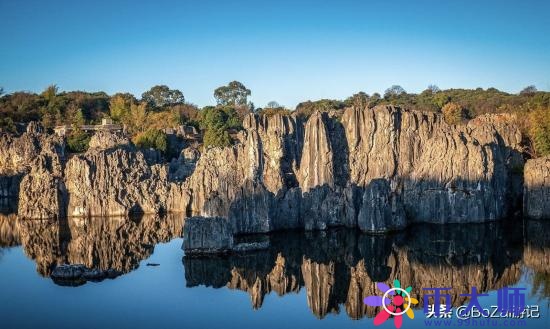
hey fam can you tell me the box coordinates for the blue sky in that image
[1,0,549,108]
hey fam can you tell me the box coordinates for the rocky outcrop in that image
[0,123,66,219]
[183,216,233,255]
[0,122,64,176]
[17,156,67,219]
[356,179,406,232]
[524,156,550,219]
[182,216,270,255]
[50,264,122,286]
[184,106,524,233]
[5,106,526,230]
[64,144,185,217]
[88,130,130,151]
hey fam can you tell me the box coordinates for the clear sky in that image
[1,0,549,108]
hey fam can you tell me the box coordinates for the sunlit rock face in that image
[16,213,183,284]
[64,131,188,217]
[183,222,528,319]
[4,107,525,231]
[0,123,66,219]
[524,156,550,220]
[185,106,524,233]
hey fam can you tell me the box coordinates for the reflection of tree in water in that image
[184,222,531,320]
[16,213,183,278]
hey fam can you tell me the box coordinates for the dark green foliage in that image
[344,92,369,109]
[0,117,16,133]
[203,126,231,148]
[256,107,292,117]
[214,81,251,106]
[133,129,168,153]
[66,130,91,153]
[141,85,184,108]
[199,106,242,148]
[295,99,346,118]
[384,85,406,98]
[528,106,550,157]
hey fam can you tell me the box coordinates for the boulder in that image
[51,264,122,286]
[88,130,130,151]
[183,216,234,255]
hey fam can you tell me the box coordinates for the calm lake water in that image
[0,210,549,329]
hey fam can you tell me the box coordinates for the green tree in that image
[214,81,251,106]
[203,126,231,148]
[109,93,135,121]
[384,85,406,98]
[345,92,369,109]
[528,106,550,157]
[133,129,168,153]
[66,129,91,153]
[266,101,280,109]
[123,102,149,134]
[426,84,441,93]
[520,85,538,96]
[41,84,58,103]
[141,85,184,108]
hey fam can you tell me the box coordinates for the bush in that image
[133,129,168,153]
[66,130,91,153]
[0,117,16,133]
[203,126,231,148]
[528,106,550,157]
[442,102,469,125]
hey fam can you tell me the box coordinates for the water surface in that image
[0,212,549,329]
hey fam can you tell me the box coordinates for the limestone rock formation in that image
[0,122,64,175]
[1,122,65,215]
[183,216,234,255]
[356,179,406,232]
[63,131,187,217]
[4,107,527,231]
[18,155,67,219]
[88,130,130,151]
[184,106,524,233]
[64,145,181,216]
[524,156,550,219]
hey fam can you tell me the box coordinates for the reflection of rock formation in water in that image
[523,220,550,298]
[184,223,525,319]
[523,220,550,274]
[17,213,183,283]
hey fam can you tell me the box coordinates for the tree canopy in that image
[214,81,251,106]
[141,85,184,108]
